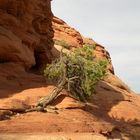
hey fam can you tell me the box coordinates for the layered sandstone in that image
[0,1,140,140]
[52,16,83,48]
[0,0,54,69]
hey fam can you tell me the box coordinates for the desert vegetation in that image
[34,44,108,109]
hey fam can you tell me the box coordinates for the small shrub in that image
[83,43,96,50]
[44,44,108,101]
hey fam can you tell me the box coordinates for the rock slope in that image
[0,0,140,140]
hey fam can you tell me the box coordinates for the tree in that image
[33,44,108,111]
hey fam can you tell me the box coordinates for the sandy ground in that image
[0,133,107,140]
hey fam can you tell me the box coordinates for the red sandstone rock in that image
[53,16,83,48]
[0,0,139,139]
[0,0,54,69]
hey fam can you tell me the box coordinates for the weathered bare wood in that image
[36,79,67,108]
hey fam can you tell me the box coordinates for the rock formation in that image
[0,0,140,140]
[0,0,54,69]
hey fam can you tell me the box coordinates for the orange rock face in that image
[0,0,54,69]
[53,16,83,48]
[0,1,140,139]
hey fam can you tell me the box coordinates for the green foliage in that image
[54,39,70,49]
[83,43,96,50]
[44,44,108,101]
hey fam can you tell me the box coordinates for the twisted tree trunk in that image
[24,78,66,112]
[36,78,67,108]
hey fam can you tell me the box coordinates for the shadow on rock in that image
[84,81,140,139]
[0,0,54,99]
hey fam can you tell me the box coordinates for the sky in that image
[52,0,140,93]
